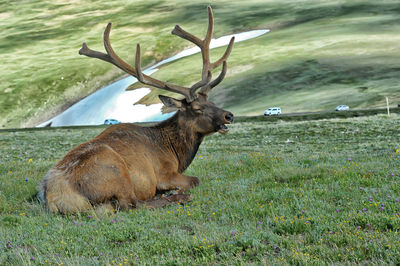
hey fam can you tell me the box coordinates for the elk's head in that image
[159,93,233,135]
[79,6,234,134]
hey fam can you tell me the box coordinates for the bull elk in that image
[37,7,234,213]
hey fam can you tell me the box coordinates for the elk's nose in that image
[224,112,234,123]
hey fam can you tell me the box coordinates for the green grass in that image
[1,0,400,128]
[1,114,400,264]
[235,107,400,123]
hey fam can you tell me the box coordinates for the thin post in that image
[386,97,390,116]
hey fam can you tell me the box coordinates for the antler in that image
[79,6,233,102]
[171,6,234,96]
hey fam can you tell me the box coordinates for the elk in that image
[37,7,234,213]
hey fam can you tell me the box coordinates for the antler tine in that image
[200,61,227,95]
[204,6,214,46]
[79,23,137,76]
[79,42,110,62]
[202,6,213,80]
[172,25,203,47]
[210,36,234,69]
[103,23,136,75]
[134,44,145,82]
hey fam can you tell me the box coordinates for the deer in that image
[37,6,234,214]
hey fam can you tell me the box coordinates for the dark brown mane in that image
[155,112,204,172]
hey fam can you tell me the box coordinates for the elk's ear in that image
[159,95,185,111]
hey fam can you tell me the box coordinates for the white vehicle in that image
[264,107,281,116]
[335,105,349,111]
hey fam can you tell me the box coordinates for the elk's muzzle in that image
[218,111,234,134]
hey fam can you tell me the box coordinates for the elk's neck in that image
[155,112,204,173]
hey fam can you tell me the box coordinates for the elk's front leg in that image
[158,173,200,192]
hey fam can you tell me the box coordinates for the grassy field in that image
[1,0,400,128]
[1,114,400,264]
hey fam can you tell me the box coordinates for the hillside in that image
[1,0,400,128]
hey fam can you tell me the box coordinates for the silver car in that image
[104,119,120,125]
[335,105,349,111]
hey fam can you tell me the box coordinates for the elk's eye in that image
[191,103,204,114]
[193,107,204,114]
